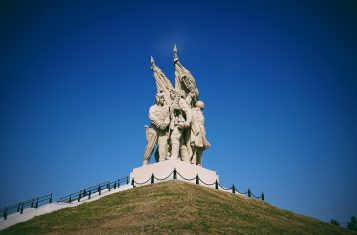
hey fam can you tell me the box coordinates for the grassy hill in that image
[1,181,355,234]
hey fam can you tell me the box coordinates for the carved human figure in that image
[169,90,192,162]
[191,101,210,166]
[143,93,170,165]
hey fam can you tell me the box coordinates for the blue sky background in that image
[1,0,356,226]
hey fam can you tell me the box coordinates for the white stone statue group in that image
[143,46,211,166]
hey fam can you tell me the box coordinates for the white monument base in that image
[129,159,219,189]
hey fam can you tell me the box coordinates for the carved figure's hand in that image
[184,121,191,128]
[177,123,184,129]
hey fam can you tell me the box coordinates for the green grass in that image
[1,181,355,234]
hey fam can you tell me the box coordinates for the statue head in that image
[196,101,205,110]
[155,92,165,106]
[170,89,185,100]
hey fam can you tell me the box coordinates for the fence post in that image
[232,185,236,194]
[196,175,199,185]
[131,178,135,187]
[35,197,39,208]
[88,189,91,200]
[3,207,7,220]
[17,202,21,212]
[50,193,53,203]
[215,180,218,189]
[261,192,264,201]
[99,185,101,195]
[151,174,154,184]
[108,182,110,191]
[118,180,121,188]
[31,198,34,208]
[114,181,117,189]
[248,189,251,197]
[126,176,129,185]
[78,191,82,202]
[69,194,72,203]
[173,168,177,180]
[20,202,24,214]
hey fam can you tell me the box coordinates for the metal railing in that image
[58,176,129,203]
[0,193,53,220]
[131,168,265,201]
[1,176,130,221]
[1,171,263,221]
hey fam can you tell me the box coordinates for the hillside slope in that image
[1,181,354,234]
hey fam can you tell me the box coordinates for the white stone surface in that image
[130,159,219,188]
[0,184,132,231]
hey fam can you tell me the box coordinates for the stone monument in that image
[130,46,217,186]
[143,45,210,166]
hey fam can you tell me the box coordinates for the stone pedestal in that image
[129,159,219,189]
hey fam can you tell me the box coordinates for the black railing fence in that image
[1,176,129,221]
[1,170,263,221]
[0,193,53,220]
[131,168,265,201]
[58,176,129,203]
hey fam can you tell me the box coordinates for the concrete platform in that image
[129,159,219,188]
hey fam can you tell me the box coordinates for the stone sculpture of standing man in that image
[191,101,210,166]
[143,92,170,165]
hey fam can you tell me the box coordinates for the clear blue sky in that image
[1,0,356,226]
